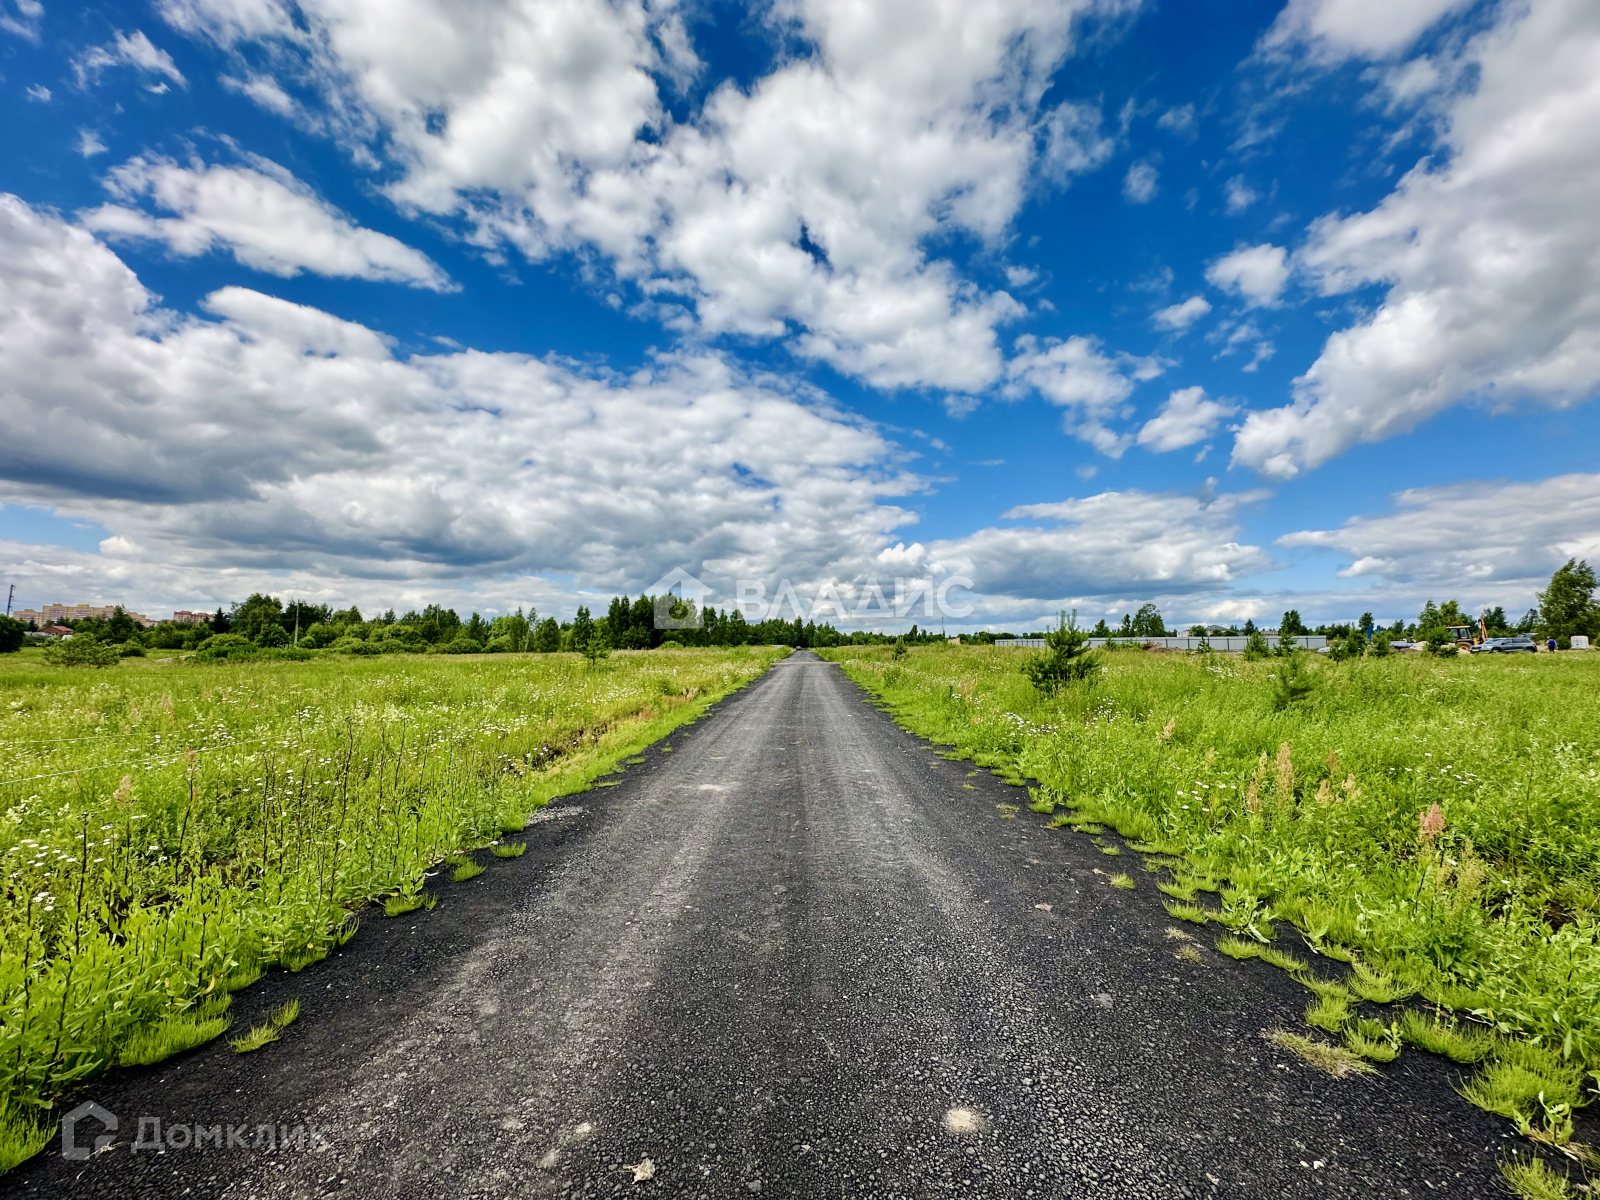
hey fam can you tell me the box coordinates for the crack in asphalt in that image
[8,652,1512,1199]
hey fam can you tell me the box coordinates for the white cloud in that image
[1153,295,1211,331]
[1262,0,1473,61]
[0,193,926,607]
[1235,0,1600,478]
[2,0,43,41]
[1156,104,1196,137]
[79,156,452,289]
[1205,243,1289,306]
[1223,175,1257,213]
[74,30,186,89]
[1005,335,1162,456]
[25,83,49,102]
[160,0,1128,394]
[1040,101,1116,182]
[926,488,1273,601]
[1123,160,1159,203]
[76,130,108,157]
[1136,386,1236,452]
[1279,473,1600,591]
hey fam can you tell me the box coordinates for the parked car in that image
[1472,635,1536,653]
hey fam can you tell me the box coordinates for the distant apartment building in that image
[172,610,213,625]
[12,603,156,628]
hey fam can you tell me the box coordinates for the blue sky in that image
[1,0,1597,631]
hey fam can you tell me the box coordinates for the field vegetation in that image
[0,645,783,1169]
[821,641,1600,1193]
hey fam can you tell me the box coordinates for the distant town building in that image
[172,610,212,625]
[13,603,156,628]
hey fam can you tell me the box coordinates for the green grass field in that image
[821,643,1600,1186]
[0,645,783,1168]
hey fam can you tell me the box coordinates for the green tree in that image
[1328,627,1366,662]
[0,615,25,654]
[1537,559,1598,643]
[1279,610,1307,637]
[44,635,121,668]
[569,606,595,652]
[1269,652,1317,710]
[1417,599,1441,632]
[1243,630,1271,661]
[1130,603,1166,638]
[1090,617,1111,638]
[230,594,285,644]
[532,617,561,653]
[1481,606,1509,634]
[1023,610,1100,693]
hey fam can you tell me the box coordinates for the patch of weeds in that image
[500,816,527,834]
[1399,1011,1494,1063]
[1072,822,1106,835]
[386,892,425,917]
[282,944,327,973]
[963,783,977,790]
[1109,872,1136,890]
[1306,991,1354,1033]
[1500,1155,1576,1200]
[1348,960,1412,1004]
[996,803,1019,819]
[625,756,648,765]
[1029,799,1056,813]
[120,1013,232,1067]
[491,841,526,858]
[1174,943,1204,964]
[0,1104,52,1173]
[270,999,300,1029]
[1264,1029,1377,1078]
[1216,936,1261,961]
[1462,1041,1587,1137]
[1158,880,1199,901]
[1163,900,1211,925]
[1128,840,1184,856]
[230,1023,280,1054]
[223,960,264,992]
[594,779,623,788]
[966,771,980,778]
[1142,853,1186,871]
[1345,1018,1401,1063]
[1100,844,1122,856]
[1165,926,1196,941]
[453,858,486,882]
[1259,945,1309,974]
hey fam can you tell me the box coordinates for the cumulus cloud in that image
[1262,0,1473,61]
[1156,104,1196,137]
[1223,175,1257,213]
[1234,0,1600,478]
[1123,160,1159,203]
[1153,295,1211,331]
[0,193,924,605]
[925,488,1273,601]
[74,30,186,89]
[159,0,1126,394]
[76,130,108,158]
[1279,473,1600,588]
[1205,242,1289,306]
[1136,387,1236,452]
[79,156,452,289]
[1005,335,1162,456]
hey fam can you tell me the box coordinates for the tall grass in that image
[0,647,781,1154]
[823,645,1600,1153]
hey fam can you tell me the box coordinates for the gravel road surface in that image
[9,651,1513,1199]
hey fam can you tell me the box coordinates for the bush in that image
[1426,629,1461,657]
[1242,630,1272,661]
[298,623,340,649]
[0,615,25,654]
[194,633,253,657]
[117,642,146,658]
[43,636,122,668]
[442,637,484,655]
[1023,612,1100,694]
[1368,632,1393,658]
[1328,628,1366,662]
[334,637,382,655]
[1268,652,1317,710]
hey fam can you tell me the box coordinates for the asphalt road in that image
[9,651,1514,1199]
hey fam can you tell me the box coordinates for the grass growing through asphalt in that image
[821,643,1600,1175]
[0,645,784,1167]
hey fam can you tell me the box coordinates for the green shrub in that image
[1242,630,1271,660]
[1022,611,1100,694]
[1268,652,1317,710]
[42,636,121,668]
[118,642,146,657]
[0,615,25,654]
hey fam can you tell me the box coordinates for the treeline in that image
[3,592,918,658]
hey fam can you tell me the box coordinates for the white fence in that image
[992,635,1328,651]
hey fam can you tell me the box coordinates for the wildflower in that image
[1417,802,1445,844]
[1160,717,1177,741]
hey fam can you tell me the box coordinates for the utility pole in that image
[4,584,12,617]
